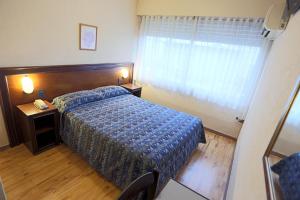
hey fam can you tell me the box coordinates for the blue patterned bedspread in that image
[60,93,206,191]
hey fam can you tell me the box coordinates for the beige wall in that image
[137,0,279,17]
[227,11,300,200]
[0,0,138,147]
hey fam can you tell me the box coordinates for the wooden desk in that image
[156,179,209,200]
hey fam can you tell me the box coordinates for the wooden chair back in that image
[118,171,159,200]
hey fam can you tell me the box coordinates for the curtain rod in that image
[137,15,264,22]
[137,15,264,19]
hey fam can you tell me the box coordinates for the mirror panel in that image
[272,91,300,157]
[264,81,300,200]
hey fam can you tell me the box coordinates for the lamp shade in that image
[22,76,34,94]
[121,68,129,79]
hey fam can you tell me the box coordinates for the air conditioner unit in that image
[262,2,289,40]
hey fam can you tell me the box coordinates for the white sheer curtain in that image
[135,16,271,119]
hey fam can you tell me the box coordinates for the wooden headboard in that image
[0,63,134,147]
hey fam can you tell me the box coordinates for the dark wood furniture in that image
[118,171,159,200]
[121,83,142,97]
[156,179,209,200]
[16,101,59,154]
[0,63,134,147]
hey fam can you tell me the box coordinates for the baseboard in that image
[204,127,237,141]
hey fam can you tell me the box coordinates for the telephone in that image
[34,99,48,110]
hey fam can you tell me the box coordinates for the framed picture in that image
[79,23,97,51]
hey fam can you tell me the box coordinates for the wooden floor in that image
[0,131,235,200]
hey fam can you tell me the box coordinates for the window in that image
[135,16,271,118]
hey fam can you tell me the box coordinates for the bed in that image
[53,86,206,192]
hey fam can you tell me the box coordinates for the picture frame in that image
[79,23,97,51]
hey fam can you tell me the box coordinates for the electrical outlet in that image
[38,90,45,99]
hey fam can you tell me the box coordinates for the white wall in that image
[227,11,300,200]
[0,0,138,147]
[273,123,300,156]
[137,0,278,18]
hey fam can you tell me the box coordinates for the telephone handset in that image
[34,99,48,110]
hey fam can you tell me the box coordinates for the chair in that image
[118,171,159,200]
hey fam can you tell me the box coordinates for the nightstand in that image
[16,101,59,154]
[121,83,142,97]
